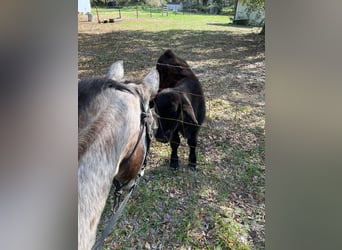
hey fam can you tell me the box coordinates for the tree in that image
[242,0,265,35]
[252,0,265,35]
[259,23,265,35]
[243,0,264,9]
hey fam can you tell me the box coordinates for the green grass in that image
[89,7,259,32]
[214,213,250,250]
[79,12,265,249]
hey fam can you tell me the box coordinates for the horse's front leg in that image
[170,132,180,170]
[187,133,198,171]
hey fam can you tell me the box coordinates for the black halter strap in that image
[121,91,151,164]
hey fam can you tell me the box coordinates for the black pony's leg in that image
[170,132,180,170]
[187,134,197,171]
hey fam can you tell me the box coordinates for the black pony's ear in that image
[164,49,175,58]
[181,94,198,125]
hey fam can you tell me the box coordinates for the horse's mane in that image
[78,77,141,160]
[78,77,134,113]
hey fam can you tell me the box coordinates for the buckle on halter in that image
[141,112,148,124]
[113,189,122,211]
[139,168,145,177]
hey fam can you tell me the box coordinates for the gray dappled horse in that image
[78,61,159,250]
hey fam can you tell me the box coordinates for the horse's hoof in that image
[188,163,196,171]
[170,162,179,170]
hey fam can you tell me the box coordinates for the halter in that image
[121,89,153,164]
[91,85,153,250]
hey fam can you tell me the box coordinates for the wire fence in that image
[78,52,265,170]
[78,51,264,106]
[89,5,206,22]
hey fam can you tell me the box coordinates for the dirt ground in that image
[79,14,265,249]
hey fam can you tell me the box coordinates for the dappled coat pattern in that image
[78,61,159,250]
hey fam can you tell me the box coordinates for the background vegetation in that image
[91,0,237,15]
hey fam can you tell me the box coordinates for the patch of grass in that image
[79,11,265,249]
[86,7,260,33]
[240,163,264,192]
[151,141,170,158]
[232,147,265,194]
[214,213,250,250]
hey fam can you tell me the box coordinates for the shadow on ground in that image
[79,28,265,249]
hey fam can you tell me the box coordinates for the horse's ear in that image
[142,68,160,99]
[106,60,124,81]
[164,49,175,58]
[181,94,198,125]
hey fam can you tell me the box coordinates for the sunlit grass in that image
[84,7,260,33]
[79,10,265,249]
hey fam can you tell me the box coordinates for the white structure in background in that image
[78,0,91,14]
[167,2,183,12]
[233,0,265,26]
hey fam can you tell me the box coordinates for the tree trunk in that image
[259,23,265,35]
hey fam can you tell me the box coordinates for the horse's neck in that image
[78,95,141,249]
[79,91,141,176]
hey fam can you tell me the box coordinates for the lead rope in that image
[91,166,145,250]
